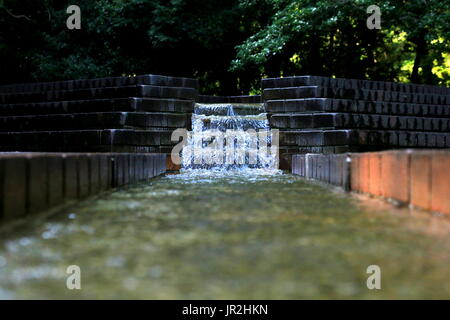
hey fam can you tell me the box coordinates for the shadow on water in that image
[1,170,450,299]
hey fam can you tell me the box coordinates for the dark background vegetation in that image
[0,0,449,94]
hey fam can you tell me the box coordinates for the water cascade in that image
[182,103,279,170]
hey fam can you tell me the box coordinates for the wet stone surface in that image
[1,170,450,299]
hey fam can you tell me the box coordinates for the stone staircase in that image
[263,76,450,168]
[0,74,198,154]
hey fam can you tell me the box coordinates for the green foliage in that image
[0,0,449,92]
[231,0,450,86]
[0,0,255,93]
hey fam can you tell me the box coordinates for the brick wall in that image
[292,150,450,215]
[0,152,166,224]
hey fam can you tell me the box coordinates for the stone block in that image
[77,155,90,198]
[142,155,150,180]
[138,155,146,180]
[0,156,27,220]
[410,152,432,211]
[88,154,101,194]
[47,156,64,207]
[323,130,351,146]
[359,153,370,194]
[112,154,124,187]
[269,115,289,128]
[263,87,317,100]
[431,151,450,214]
[312,114,335,128]
[368,153,382,196]
[99,154,111,191]
[159,154,167,175]
[350,154,360,192]
[63,154,78,200]
[380,151,410,203]
[123,154,130,185]
[26,155,49,214]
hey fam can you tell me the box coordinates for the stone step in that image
[280,129,450,148]
[270,113,450,132]
[0,98,195,116]
[0,145,180,153]
[263,86,450,105]
[280,130,354,147]
[194,103,264,116]
[0,145,164,153]
[265,98,450,117]
[262,75,450,95]
[197,95,262,103]
[0,85,198,104]
[0,74,198,94]
[0,129,178,151]
[0,112,188,132]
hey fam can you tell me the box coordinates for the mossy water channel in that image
[1,170,450,299]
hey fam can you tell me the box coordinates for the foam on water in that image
[182,103,279,171]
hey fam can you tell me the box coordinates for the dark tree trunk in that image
[307,32,322,75]
[410,33,427,84]
[265,54,282,78]
[327,30,335,75]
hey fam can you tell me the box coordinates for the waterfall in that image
[181,103,279,171]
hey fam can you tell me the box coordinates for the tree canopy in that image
[0,0,449,94]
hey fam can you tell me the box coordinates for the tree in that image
[0,0,449,92]
[231,0,450,88]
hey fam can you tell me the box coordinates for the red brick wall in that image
[293,150,450,215]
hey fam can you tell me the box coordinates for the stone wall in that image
[263,76,450,169]
[0,152,166,224]
[0,75,187,225]
[0,74,198,155]
[292,150,450,215]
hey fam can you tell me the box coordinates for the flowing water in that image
[1,104,450,299]
[1,172,450,299]
[182,103,278,170]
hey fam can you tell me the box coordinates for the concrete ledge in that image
[0,74,198,94]
[0,152,166,224]
[292,150,450,215]
[266,98,450,117]
[262,75,450,95]
[0,112,188,132]
[0,85,198,104]
[292,153,350,191]
[197,95,262,103]
[280,129,450,148]
[0,129,176,152]
[0,98,195,116]
[263,86,450,105]
[270,113,450,132]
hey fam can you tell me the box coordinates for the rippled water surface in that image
[1,170,450,299]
